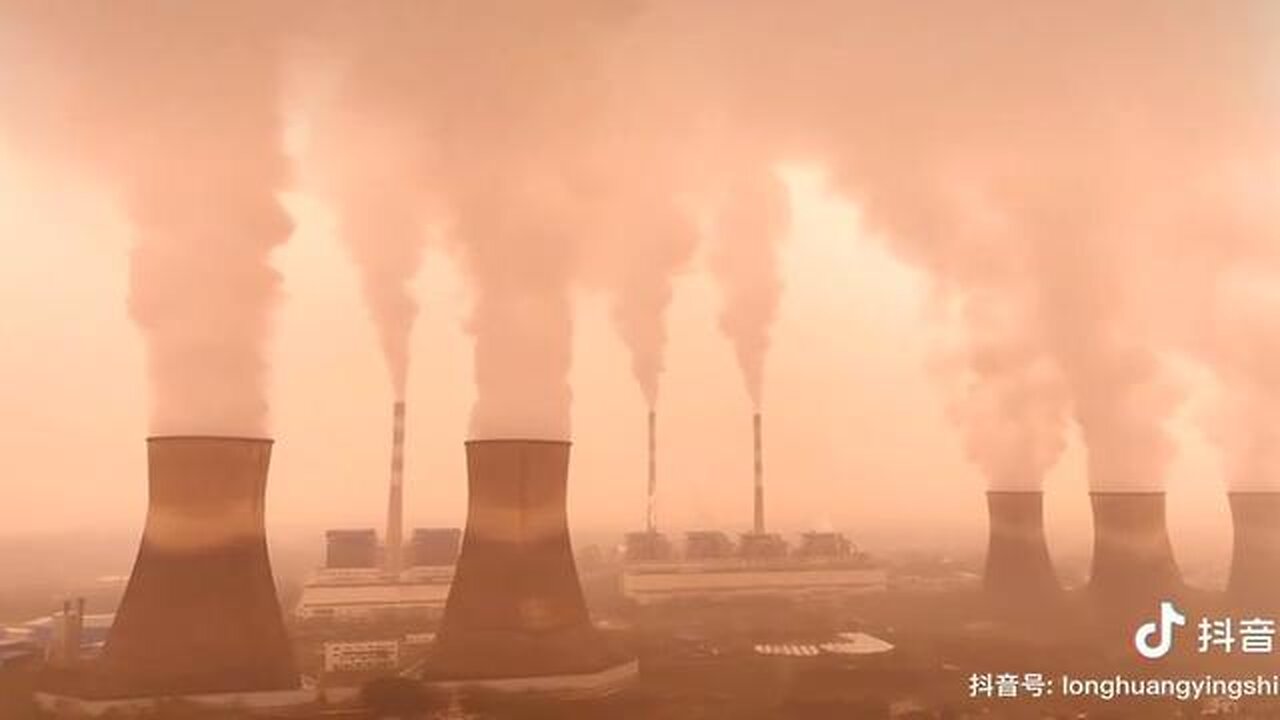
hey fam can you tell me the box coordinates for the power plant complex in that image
[22,403,1280,717]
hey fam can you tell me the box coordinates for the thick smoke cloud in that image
[709,170,789,409]
[311,108,431,400]
[313,2,638,440]
[596,195,698,408]
[6,0,1277,490]
[798,1,1277,491]
[1,2,294,436]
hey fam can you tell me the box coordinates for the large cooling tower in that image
[983,491,1059,598]
[1228,491,1280,608]
[429,440,619,679]
[1088,491,1182,603]
[97,437,298,697]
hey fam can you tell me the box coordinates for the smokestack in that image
[753,412,764,534]
[98,437,298,697]
[1088,491,1182,605]
[429,440,620,679]
[1228,491,1280,609]
[385,401,406,577]
[647,410,657,533]
[983,491,1059,600]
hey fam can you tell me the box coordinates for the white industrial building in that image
[621,559,888,605]
[323,640,400,672]
[295,567,453,622]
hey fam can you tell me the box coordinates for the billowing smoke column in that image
[984,491,1058,600]
[709,169,789,410]
[0,2,294,437]
[331,181,426,400]
[792,2,1280,603]
[99,438,297,696]
[321,3,639,680]
[1189,275,1280,606]
[604,198,698,410]
[0,1,300,699]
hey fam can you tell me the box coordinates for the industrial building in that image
[296,402,461,624]
[323,640,400,673]
[622,532,888,604]
[297,576,453,622]
[621,411,888,604]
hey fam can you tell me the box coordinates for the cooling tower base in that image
[35,687,316,718]
[1087,491,1183,611]
[423,657,639,697]
[433,440,633,681]
[983,491,1061,603]
[424,628,636,686]
[93,438,299,698]
[1227,491,1280,612]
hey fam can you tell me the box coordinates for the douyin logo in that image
[1134,600,1186,660]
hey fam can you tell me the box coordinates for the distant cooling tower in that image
[98,437,298,697]
[429,440,621,679]
[1088,491,1182,603]
[984,491,1059,599]
[1228,491,1280,608]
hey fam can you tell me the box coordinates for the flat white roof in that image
[298,582,450,609]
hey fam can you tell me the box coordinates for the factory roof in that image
[297,581,450,609]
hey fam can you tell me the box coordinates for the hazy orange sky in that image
[0,147,1233,577]
[3,2,1275,592]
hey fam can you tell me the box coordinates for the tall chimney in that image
[99,437,298,697]
[647,410,657,533]
[385,401,406,577]
[1228,491,1280,610]
[753,412,764,534]
[983,491,1059,600]
[429,440,621,679]
[1088,491,1182,606]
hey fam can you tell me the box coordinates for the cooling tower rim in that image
[146,435,273,445]
[465,438,571,447]
[1226,490,1280,496]
[987,489,1044,496]
[1088,490,1166,497]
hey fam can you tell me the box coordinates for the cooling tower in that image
[983,491,1059,599]
[97,437,298,697]
[385,401,406,576]
[1088,491,1182,603]
[1227,491,1280,608]
[429,440,621,679]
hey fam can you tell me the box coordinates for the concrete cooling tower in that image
[428,440,628,681]
[1228,491,1280,609]
[1088,491,1182,604]
[983,491,1059,599]
[96,437,298,697]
